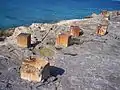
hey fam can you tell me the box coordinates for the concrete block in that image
[20,57,50,82]
[20,64,41,82]
[55,33,71,47]
[96,25,108,36]
[17,33,31,48]
[70,26,80,37]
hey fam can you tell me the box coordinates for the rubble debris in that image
[17,33,31,48]
[20,56,50,82]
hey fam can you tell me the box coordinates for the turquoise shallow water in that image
[0,0,120,29]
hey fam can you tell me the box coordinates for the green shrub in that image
[0,30,14,37]
[39,47,54,57]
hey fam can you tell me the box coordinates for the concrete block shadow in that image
[49,66,65,77]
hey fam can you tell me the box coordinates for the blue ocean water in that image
[0,0,120,29]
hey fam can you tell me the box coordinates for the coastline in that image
[0,9,118,30]
[0,9,103,30]
[0,10,110,41]
[0,17,91,38]
[0,12,100,36]
[0,18,90,30]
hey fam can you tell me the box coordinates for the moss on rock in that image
[39,47,54,57]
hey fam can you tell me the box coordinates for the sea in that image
[0,0,120,29]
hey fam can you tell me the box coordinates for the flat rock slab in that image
[54,15,120,90]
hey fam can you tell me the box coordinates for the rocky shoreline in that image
[0,10,120,90]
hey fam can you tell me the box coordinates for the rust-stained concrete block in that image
[20,57,50,82]
[22,57,49,70]
[96,25,108,36]
[55,33,71,47]
[70,26,80,37]
[20,64,42,82]
[17,33,31,48]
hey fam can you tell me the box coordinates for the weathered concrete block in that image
[70,26,80,37]
[96,25,108,36]
[17,33,31,48]
[22,57,49,70]
[20,57,50,82]
[55,33,71,47]
[20,64,41,82]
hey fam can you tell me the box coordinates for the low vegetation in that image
[39,47,55,57]
[0,29,14,37]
